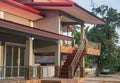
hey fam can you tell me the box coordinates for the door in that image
[5,45,25,77]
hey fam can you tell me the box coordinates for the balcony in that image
[85,40,101,56]
[60,39,101,56]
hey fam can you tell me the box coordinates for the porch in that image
[0,66,84,83]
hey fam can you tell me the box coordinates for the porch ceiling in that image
[0,0,44,20]
[0,18,72,41]
[24,1,105,24]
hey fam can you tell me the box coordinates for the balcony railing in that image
[86,40,101,50]
[85,40,101,56]
[61,39,101,55]
[0,66,43,81]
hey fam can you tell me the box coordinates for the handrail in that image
[70,38,86,74]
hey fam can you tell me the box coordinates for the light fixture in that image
[29,36,34,40]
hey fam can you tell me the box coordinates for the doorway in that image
[5,42,25,77]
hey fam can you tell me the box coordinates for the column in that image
[24,37,34,80]
[0,41,3,75]
[80,58,85,77]
[0,11,4,19]
[55,40,61,77]
[55,14,61,77]
[80,24,85,77]
[0,42,4,77]
[80,24,85,40]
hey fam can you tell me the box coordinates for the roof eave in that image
[74,3,106,24]
[24,1,105,24]
[0,0,45,20]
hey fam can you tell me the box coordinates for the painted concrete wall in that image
[34,43,60,66]
[2,10,61,34]
[33,10,60,33]
[0,11,4,19]
[4,12,30,26]
[0,42,4,73]
[34,45,58,53]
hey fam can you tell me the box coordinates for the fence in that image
[0,66,42,81]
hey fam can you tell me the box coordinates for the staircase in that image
[59,39,86,78]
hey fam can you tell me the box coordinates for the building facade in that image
[0,0,105,81]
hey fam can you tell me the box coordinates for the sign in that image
[35,56,55,63]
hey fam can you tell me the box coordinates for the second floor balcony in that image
[60,39,101,56]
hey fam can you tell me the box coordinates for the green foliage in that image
[72,5,120,73]
[87,5,120,75]
[72,25,81,45]
[73,30,81,45]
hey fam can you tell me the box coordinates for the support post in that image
[80,24,85,78]
[55,66,60,77]
[25,37,34,80]
[25,66,33,80]
[55,40,61,77]
[38,66,43,79]
[68,66,74,78]
[80,58,85,77]
[80,24,85,40]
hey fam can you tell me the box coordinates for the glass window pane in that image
[20,47,25,76]
[13,47,18,77]
[6,46,12,77]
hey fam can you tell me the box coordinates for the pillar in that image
[25,37,34,80]
[68,65,74,78]
[55,40,61,77]
[80,24,85,40]
[0,11,4,19]
[0,41,3,73]
[80,24,85,77]
[80,58,85,77]
[0,42,4,77]
[38,66,43,79]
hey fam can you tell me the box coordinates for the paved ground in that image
[84,72,120,83]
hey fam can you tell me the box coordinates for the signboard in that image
[35,55,55,63]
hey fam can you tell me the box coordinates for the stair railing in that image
[70,38,86,75]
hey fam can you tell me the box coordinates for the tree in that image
[86,5,120,76]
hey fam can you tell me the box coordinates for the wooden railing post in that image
[80,66,85,77]
[55,66,60,78]
[68,66,74,78]
[25,66,33,80]
[38,66,43,79]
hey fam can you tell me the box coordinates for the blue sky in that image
[75,0,120,12]
[75,0,120,45]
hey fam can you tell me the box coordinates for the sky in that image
[75,0,120,45]
[75,0,120,12]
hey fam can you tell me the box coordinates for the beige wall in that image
[0,11,4,19]
[4,12,30,26]
[34,44,60,66]
[33,10,60,33]
[2,11,62,34]
[0,42,4,69]
[34,45,58,53]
